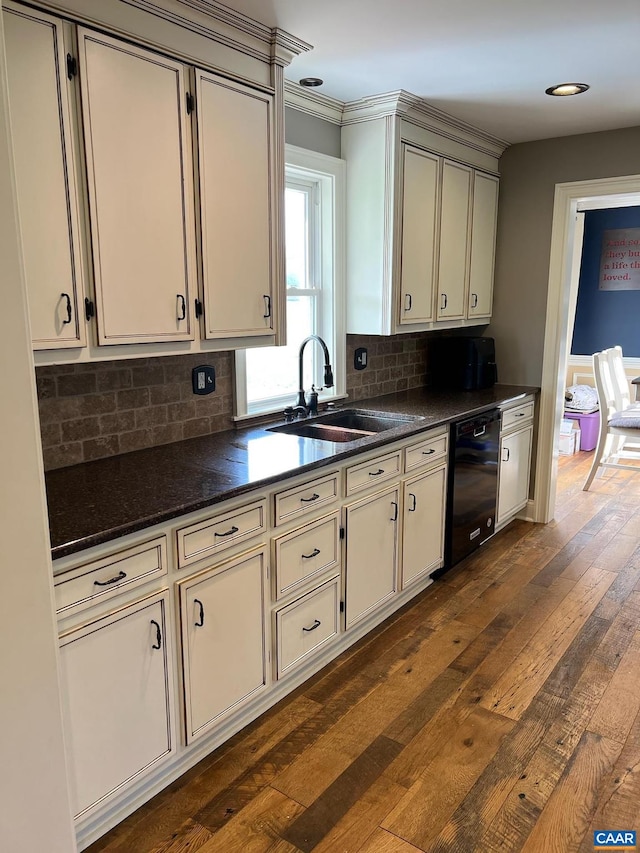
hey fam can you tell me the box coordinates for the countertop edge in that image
[49,385,540,563]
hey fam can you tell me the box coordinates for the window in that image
[235,145,345,418]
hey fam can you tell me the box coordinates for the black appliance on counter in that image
[434,408,501,576]
[429,336,497,391]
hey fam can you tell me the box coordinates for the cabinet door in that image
[3,4,86,349]
[399,147,439,324]
[497,426,533,524]
[195,71,274,338]
[402,464,447,587]
[345,486,399,628]
[468,172,499,319]
[179,549,267,742]
[436,160,471,320]
[58,593,173,819]
[78,29,194,344]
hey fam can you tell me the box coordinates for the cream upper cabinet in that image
[78,29,195,345]
[3,3,86,349]
[436,160,472,321]
[468,172,499,320]
[342,106,503,336]
[195,71,275,339]
[399,146,439,324]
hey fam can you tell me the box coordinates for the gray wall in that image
[285,106,341,157]
[489,125,640,385]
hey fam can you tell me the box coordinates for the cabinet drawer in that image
[273,512,340,600]
[345,450,402,495]
[275,577,340,678]
[54,537,167,617]
[274,472,339,527]
[177,499,266,569]
[404,430,448,472]
[502,400,534,431]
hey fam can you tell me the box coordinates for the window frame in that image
[234,144,346,420]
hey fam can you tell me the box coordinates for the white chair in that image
[583,346,640,490]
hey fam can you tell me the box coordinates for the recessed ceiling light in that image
[299,77,323,88]
[545,82,590,97]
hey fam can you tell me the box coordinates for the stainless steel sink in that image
[267,409,423,442]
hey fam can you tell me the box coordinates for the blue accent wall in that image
[571,206,640,357]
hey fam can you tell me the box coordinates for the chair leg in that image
[584,429,608,491]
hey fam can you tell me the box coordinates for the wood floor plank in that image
[588,630,640,744]
[281,735,403,853]
[382,707,514,850]
[519,731,622,853]
[480,567,616,720]
[311,773,408,853]
[579,708,640,851]
[147,820,213,853]
[196,787,304,853]
[478,590,640,852]
[271,619,480,807]
[356,827,425,853]
[428,690,564,853]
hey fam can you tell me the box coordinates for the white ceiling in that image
[219,0,640,145]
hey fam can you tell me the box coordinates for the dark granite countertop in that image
[46,384,538,562]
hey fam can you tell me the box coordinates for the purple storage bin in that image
[563,411,600,451]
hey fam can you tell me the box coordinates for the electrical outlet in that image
[354,347,368,370]
[192,365,216,395]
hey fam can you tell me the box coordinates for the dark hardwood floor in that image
[87,452,640,853]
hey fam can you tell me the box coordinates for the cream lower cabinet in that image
[401,463,447,587]
[497,397,535,528]
[498,426,534,525]
[178,548,267,743]
[344,485,400,628]
[58,591,174,819]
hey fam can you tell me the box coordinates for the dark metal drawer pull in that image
[302,619,321,633]
[214,525,239,537]
[503,448,510,462]
[471,292,478,308]
[94,570,126,587]
[61,292,72,324]
[369,468,385,476]
[390,501,398,522]
[302,548,321,559]
[177,293,186,320]
[422,448,436,455]
[263,294,271,319]
[194,598,204,627]
[409,493,417,512]
[515,412,526,417]
[300,493,320,503]
[405,293,412,311]
[150,619,162,650]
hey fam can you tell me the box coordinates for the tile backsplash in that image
[37,333,429,470]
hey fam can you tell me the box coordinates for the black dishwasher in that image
[441,408,501,572]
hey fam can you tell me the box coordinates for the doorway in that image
[535,175,640,523]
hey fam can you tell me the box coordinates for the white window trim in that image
[234,144,346,421]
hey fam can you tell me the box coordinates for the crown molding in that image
[342,90,509,157]
[271,29,313,68]
[285,85,509,157]
[284,80,344,124]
